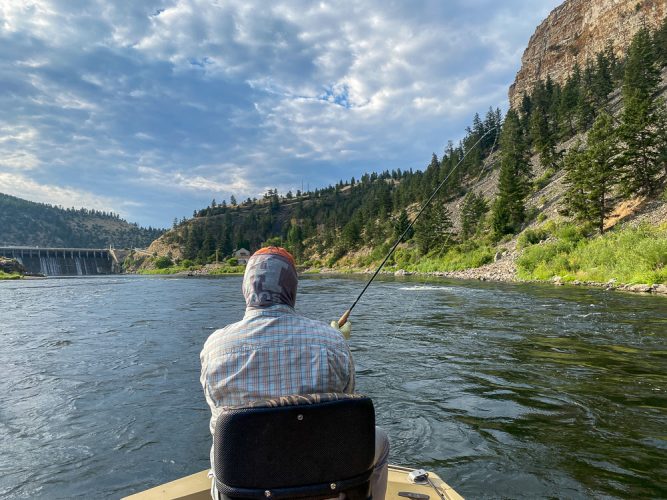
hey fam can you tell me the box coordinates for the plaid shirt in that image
[200,304,355,438]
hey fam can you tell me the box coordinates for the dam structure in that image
[0,247,121,276]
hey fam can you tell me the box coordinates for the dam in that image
[0,246,120,276]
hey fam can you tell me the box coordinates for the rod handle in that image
[337,309,351,328]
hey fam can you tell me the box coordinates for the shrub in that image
[532,167,555,192]
[154,256,173,269]
[517,223,667,284]
[517,227,550,249]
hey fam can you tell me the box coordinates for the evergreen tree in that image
[286,221,304,260]
[655,16,667,66]
[460,191,489,240]
[529,106,558,169]
[563,113,619,233]
[592,50,614,108]
[415,201,453,255]
[492,110,532,238]
[576,62,596,130]
[559,65,582,137]
[618,27,666,197]
[394,209,414,240]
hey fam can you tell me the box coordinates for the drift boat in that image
[123,465,463,500]
[123,394,463,500]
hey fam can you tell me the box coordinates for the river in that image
[0,275,665,499]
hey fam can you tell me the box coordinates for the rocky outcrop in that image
[509,0,666,108]
[0,257,26,275]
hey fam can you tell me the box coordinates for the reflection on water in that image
[0,275,666,499]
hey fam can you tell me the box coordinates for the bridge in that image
[0,246,121,276]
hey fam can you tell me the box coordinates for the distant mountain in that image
[0,193,164,248]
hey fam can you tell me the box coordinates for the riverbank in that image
[0,270,22,280]
[135,262,244,276]
[127,221,666,297]
[0,257,25,279]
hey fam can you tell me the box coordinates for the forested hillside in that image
[146,19,667,285]
[0,193,164,248]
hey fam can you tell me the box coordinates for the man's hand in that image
[330,320,351,339]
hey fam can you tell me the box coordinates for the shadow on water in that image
[1,274,666,499]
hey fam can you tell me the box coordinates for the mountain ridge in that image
[0,192,164,248]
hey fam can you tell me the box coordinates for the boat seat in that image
[213,393,376,500]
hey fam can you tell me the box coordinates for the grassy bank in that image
[136,264,245,275]
[517,222,667,284]
[0,271,22,280]
[391,242,495,273]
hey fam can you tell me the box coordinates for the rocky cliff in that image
[509,0,666,108]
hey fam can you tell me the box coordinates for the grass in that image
[207,265,245,275]
[389,241,495,273]
[136,264,245,275]
[136,266,190,275]
[517,223,667,284]
[0,271,22,280]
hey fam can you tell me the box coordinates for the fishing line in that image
[387,124,501,338]
[337,125,499,327]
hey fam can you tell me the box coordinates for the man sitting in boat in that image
[200,246,390,499]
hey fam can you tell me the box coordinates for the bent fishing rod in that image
[336,126,497,327]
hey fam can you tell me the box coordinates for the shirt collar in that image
[243,303,296,319]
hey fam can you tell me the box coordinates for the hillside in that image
[140,9,667,290]
[0,193,164,248]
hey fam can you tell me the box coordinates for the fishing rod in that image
[336,126,498,327]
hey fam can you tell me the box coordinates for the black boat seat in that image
[213,393,376,500]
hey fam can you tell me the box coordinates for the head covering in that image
[242,247,298,309]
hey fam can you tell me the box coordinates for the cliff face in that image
[509,0,666,108]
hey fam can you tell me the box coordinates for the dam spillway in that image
[0,247,119,276]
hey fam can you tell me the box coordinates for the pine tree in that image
[415,201,453,255]
[460,192,489,240]
[563,112,619,233]
[576,62,596,130]
[492,110,532,238]
[655,17,667,66]
[286,222,304,260]
[592,50,614,108]
[559,64,581,138]
[529,107,558,169]
[394,209,414,240]
[618,27,666,197]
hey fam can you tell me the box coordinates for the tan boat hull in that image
[123,464,464,500]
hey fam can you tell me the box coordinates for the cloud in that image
[0,172,141,213]
[0,0,563,227]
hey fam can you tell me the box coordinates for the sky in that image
[0,0,562,228]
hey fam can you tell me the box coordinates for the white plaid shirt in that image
[200,304,355,439]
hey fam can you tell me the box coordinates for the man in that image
[200,246,389,499]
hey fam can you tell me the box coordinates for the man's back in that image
[200,303,355,436]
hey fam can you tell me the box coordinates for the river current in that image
[0,275,665,499]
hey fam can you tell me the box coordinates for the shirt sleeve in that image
[343,345,355,393]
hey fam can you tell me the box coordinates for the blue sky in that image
[0,0,561,228]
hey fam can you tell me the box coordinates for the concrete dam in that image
[0,247,121,276]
